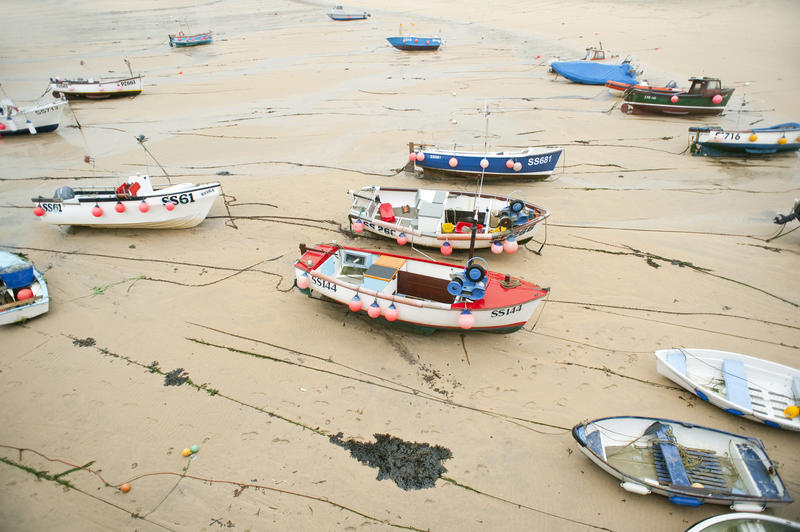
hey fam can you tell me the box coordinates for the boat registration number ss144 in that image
[312,277,337,292]
[491,304,522,317]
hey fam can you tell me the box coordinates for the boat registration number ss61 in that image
[161,192,196,205]
[311,276,336,292]
[39,203,62,212]
[528,155,553,166]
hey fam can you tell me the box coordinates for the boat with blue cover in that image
[689,123,800,156]
[550,59,638,85]
[169,30,213,47]
[0,252,49,325]
[387,36,441,51]
[573,415,793,510]
[411,145,563,179]
[654,348,800,431]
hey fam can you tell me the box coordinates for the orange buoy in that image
[749,134,758,142]
[120,483,131,493]
[182,448,192,457]
[778,137,787,145]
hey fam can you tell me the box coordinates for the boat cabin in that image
[583,47,611,61]
[687,77,722,96]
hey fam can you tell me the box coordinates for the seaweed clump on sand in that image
[329,432,452,490]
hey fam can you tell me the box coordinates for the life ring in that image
[178,31,185,37]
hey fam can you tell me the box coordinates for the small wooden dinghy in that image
[387,36,441,51]
[621,77,734,116]
[327,5,370,20]
[654,348,800,431]
[347,186,549,253]
[32,174,221,229]
[0,96,66,136]
[411,146,563,179]
[572,416,793,510]
[689,123,800,156]
[169,30,213,47]
[685,512,800,532]
[294,243,548,333]
[0,252,49,326]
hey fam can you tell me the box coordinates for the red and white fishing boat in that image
[294,243,548,333]
[348,186,549,255]
[605,79,682,97]
[32,174,221,229]
[50,59,143,99]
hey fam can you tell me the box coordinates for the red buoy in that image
[33,205,45,217]
[16,288,34,301]
[138,200,149,213]
[91,204,104,217]
[164,201,176,211]
[115,202,125,213]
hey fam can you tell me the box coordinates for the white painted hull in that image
[691,126,800,154]
[34,182,220,229]
[0,268,49,326]
[685,512,800,532]
[654,348,800,431]
[347,186,549,251]
[50,76,142,99]
[1,100,66,135]
[573,416,792,508]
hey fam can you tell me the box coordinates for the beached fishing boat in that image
[689,123,800,156]
[550,58,638,85]
[169,30,213,47]
[411,146,563,179]
[327,5,370,20]
[347,186,549,253]
[572,415,793,510]
[0,96,66,136]
[685,512,800,532]
[606,79,681,97]
[50,58,142,99]
[31,174,221,229]
[387,36,441,51]
[294,243,548,333]
[654,348,800,431]
[0,252,49,326]
[621,77,734,116]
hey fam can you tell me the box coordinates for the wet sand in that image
[1,0,799,530]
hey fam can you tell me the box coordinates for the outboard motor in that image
[447,258,488,301]
[496,198,529,228]
[54,186,75,200]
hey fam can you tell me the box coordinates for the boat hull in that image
[414,147,562,178]
[689,124,800,156]
[169,32,213,47]
[622,88,734,116]
[685,512,800,532]
[387,37,441,51]
[0,100,66,136]
[295,244,548,333]
[33,183,221,229]
[573,415,793,508]
[654,348,800,431]
[50,76,142,99]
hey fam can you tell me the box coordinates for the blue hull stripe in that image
[417,149,562,176]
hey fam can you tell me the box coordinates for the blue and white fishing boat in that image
[0,95,66,136]
[573,415,793,511]
[411,146,562,179]
[387,36,441,51]
[169,30,213,47]
[550,59,638,85]
[327,5,370,20]
[690,123,800,156]
[0,252,49,326]
[654,348,800,431]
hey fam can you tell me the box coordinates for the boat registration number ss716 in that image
[311,276,337,292]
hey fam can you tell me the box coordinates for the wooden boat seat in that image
[652,424,690,487]
[722,359,752,411]
[396,270,452,304]
[731,443,780,498]
[585,430,607,460]
[666,350,687,375]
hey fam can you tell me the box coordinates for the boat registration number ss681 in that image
[528,155,553,166]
